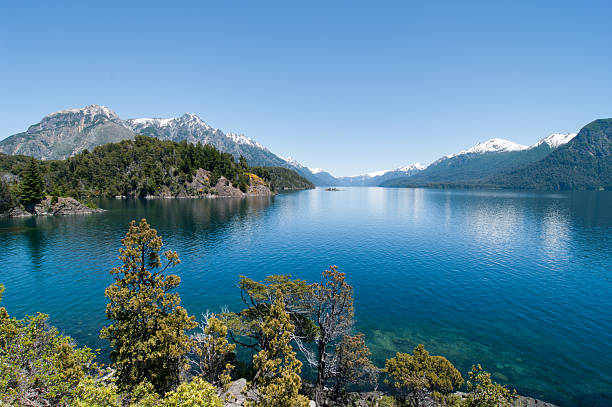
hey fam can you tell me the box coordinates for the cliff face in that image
[143,169,272,199]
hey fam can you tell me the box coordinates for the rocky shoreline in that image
[220,379,559,407]
[2,196,105,218]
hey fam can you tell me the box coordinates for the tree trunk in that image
[315,340,327,406]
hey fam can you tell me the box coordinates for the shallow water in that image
[1,188,611,406]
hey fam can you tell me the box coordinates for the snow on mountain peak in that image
[47,104,119,120]
[458,138,529,156]
[397,163,426,172]
[226,132,265,149]
[533,133,577,148]
[310,168,325,174]
[280,156,305,168]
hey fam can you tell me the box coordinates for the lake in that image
[1,187,611,406]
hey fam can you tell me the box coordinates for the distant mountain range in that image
[1,105,610,190]
[0,105,422,186]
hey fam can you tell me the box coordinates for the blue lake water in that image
[1,188,611,406]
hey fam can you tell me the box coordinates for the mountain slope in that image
[491,119,612,190]
[124,114,289,168]
[332,164,425,186]
[0,105,135,160]
[381,134,575,187]
[0,105,326,184]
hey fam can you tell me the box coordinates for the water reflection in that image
[0,189,610,407]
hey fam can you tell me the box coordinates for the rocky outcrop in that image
[145,170,273,199]
[4,196,104,218]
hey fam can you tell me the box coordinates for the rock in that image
[214,177,246,198]
[221,379,247,406]
[5,196,105,218]
[309,400,316,407]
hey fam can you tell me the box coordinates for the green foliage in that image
[19,158,46,204]
[378,395,400,407]
[224,275,317,351]
[0,136,253,198]
[0,307,96,406]
[163,377,222,407]
[335,333,379,392]
[384,344,463,406]
[192,314,236,387]
[493,118,612,190]
[0,179,14,212]
[245,292,309,407]
[251,166,315,191]
[74,376,221,407]
[310,266,356,404]
[74,376,121,407]
[463,364,517,407]
[100,219,197,395]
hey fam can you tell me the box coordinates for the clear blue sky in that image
[1,1,611,176]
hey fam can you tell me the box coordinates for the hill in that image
[0,136,312,202]
[0,105,324,185]
[492,118,612,190]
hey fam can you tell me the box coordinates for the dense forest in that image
[251,166,315,190]
[490,118,612,190]
[0,136,313,209]
[0,219,519,407]
[382,118,612,191]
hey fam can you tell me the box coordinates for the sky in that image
[1,1,611,176]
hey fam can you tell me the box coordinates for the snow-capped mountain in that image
[124,112,287,169]
[382,132,579,187]
[0,105,134,160]
[533,133,577,149]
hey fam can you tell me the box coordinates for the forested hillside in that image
[251,166,315,190]
[492,118,612,190]
[0,136,312,202]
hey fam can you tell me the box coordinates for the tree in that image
[309,266,355,405]
[239,155,248,170]
[0,308,96,406]
[0,179,14,212]
[191,313,236,387]
[224,275,316,352]
[334,333,379,393]
[463,364,517,407]
[19,158,45,205]
[245,292,309,407]
[100,219,196,395]
[384,344,463,407]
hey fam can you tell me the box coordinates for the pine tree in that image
[192,314,236,387]
[100,219,196,395]
[245,291,309,407]
[19,158,45,205]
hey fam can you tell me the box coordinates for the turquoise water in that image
[1,188,611,406]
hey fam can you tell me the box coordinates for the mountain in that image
[491,119,612,190]
[124,114,290,168]
[0,105,326,184]
[0,105,134,160]
[381,133,576,188]
[331,164,426,186]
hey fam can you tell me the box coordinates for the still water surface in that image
[1,188,611,406]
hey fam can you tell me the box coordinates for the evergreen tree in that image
[19,158,45,205]
[463,364,517,407]
[384,344,464,406]
[100,219,197,395]
[0,179,14,212]
[245,292,309,407]
[309,266,355,405]
[192,314,236,387]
